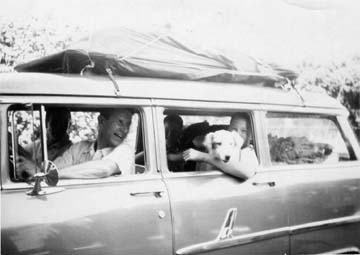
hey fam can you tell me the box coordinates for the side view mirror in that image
[45,165,59,187]
[27,161,63,196]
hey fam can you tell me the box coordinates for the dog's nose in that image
[224,155,231,163]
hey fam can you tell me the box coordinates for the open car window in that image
[162,109,257,173]
[7,105,147,182]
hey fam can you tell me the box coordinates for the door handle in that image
[130,191,164,198]
[252,181,276,187]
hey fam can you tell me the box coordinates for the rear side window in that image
[266,112,356,165]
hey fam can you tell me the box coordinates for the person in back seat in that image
[24,107,72,162]
[180,121,210,171]
[15,108,72,180]
[164,114,185,172]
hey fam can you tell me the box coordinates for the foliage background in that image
[1,17,359,143]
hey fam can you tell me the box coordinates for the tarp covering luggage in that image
[15,27,292,84]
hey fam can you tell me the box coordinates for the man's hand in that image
[16,156,37,180]
[183,149,208,162]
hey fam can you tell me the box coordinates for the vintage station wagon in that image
[1,72,360,255]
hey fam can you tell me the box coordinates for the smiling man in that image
[52,108,135,179]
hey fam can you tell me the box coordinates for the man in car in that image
[17,108,135,179]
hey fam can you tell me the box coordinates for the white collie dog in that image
[197,130,243,170]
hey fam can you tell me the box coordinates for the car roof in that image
[0,72,344,110]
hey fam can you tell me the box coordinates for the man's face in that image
[100,110,132,148]
[228,118,248,141]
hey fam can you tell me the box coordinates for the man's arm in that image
[183,148,257,179]
[58,159,120,179]
[58,143,134,179]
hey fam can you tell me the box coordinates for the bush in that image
[0,17,85,69]
[296,58,360,142]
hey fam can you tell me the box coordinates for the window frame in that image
[262,110,358,171]
[155,104,260,175]
[7,104,44,181]
[1,97,159,190]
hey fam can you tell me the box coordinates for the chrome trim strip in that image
[290,215,360,235]
[265,161,360,172]
[317,246,360,255]
[2,174,162,190]
[176,215,360,255]
[155,98,347,115]
[176,227,289,255]
[0,96,153,106]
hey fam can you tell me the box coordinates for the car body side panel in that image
[2,179,172,255]
[285,164,360,254]
[153,103,289,254]
[163,171,289,255]
[1,101,173,255]
[261,110,360,254]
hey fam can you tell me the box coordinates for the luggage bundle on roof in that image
[15,27,296,87]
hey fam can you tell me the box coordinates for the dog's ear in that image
[203,132,214,151]
[231,131,244,148]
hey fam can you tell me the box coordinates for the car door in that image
[155,105,290,255]
[1,100,173,255]
[264,112,360,254]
